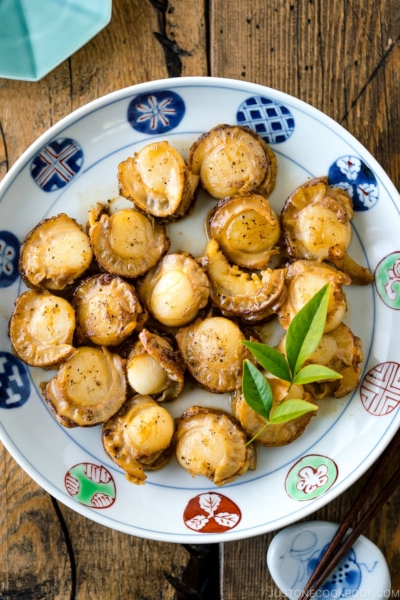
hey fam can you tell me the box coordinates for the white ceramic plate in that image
[0,77,399,543]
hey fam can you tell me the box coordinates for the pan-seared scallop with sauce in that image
[276,323,363,399]
[88,205,170,278]
[282,177,373,285]
[188,124,276,199]
[102,395,175,485]
[19,213,93,291]
[73,274,143,346]
[176,316,251,393]
[208,193,281,269]
[201,239,287,322]
[138,253,210,328]
[231,377,317,447]
[174,406,256,486]
[9,290,75,368]
[44,346,126,428]
[126,329,185,401]
[277,260,351,333]
[118,141,199,219]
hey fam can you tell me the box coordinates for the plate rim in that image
[1,76,399,543]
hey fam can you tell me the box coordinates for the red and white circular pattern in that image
[360,362,400,416]
[183,492,241,533]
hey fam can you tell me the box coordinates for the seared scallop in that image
[118,141,199,219]
[276,323,363,399]
[175,406,256,486]
[188,124,276,199]
[176,316,251,393]
[73,274,142,346]
[277,260,351,333]
[137,253,210,327]
[103,395,175,485]
[9,290,75,368]
[44,346,126,428]
[126,329,185,401]
[208,193,281,269]
[88,205,170,278]
[232,378,317,446]
[19,213,93,291]
[282,177,373,285]
[202,239,287,321]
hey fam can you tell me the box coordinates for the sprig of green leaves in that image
[241,284,342,445]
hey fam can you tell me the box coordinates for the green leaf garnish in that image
[269,399,318,424]
[242,360,273,420]
[286,283,330,376]
[293,364,343,385]
[241,284,343,444]
[242,341,291,382]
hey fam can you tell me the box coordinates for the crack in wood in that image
[0,120,9,174]
[149,0,190,77]
[345,0,379,55]
[49,496,76,600]
[166,543,221,600]
[341,34,400,123]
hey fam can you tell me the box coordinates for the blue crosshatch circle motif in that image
[236,96,295,143]
[0,352,30,409]
[31,138,83,192]
[128,90,185,135]
[0,231,20,288]
[328,156,378,211]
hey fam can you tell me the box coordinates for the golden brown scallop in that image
[126,329,185,401]
[118,141,199,219]
[102,395,175,485]
[174,406,256,486]
[73,274,142,346]
[188,124,276,199]
[176,316,251,393]
[19,213,93,291]
[208,193,281,269]
[276,323,363,399]
[88,205,170,278]
[277,260,351,333]
[137,253,210,328]
[231,377,317,446]
[44,346,126,428]
[282,177,373,285]
[202,239,287,321]
[9,290,75,368]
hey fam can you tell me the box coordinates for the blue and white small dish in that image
[0,0,112,81]
[267,521,391,599]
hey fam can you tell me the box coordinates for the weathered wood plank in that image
[165,0,208,77]
[210,0,400,187]
[58,502,188,600]
[0,444,72,599]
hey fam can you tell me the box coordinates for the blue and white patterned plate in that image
[0,77,399,543]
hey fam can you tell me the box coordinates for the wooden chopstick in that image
[299,429,400,599]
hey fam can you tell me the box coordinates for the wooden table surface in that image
[1,1,399,598]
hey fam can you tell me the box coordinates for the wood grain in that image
[0,445,72,599]
[210,0,400,188]
[58,503,188,600]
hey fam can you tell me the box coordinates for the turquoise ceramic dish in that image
[0,0,112,82]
